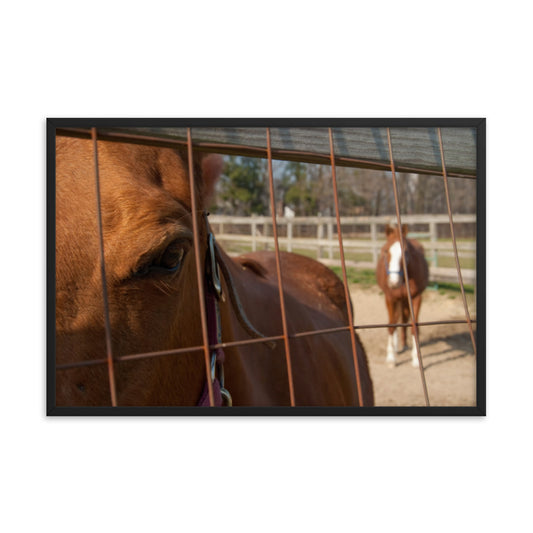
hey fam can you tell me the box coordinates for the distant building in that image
[284,206,295,218]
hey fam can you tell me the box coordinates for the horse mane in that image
[408,238,425,255]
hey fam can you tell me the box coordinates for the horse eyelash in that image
[131,209,205,280]
[153,278,175,296]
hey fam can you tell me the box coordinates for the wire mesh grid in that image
[53,123,480,410]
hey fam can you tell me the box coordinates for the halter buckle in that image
[220,387,233,407]
[210,350,232,406]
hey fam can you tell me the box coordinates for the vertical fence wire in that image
[187,128,215,407]
[387,128,430,407]
[91,128,118,406]
[437,128,477,355]
[328,128,364,406]
[266,128,296,406]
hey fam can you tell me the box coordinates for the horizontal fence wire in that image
[56,319,476,371]
[55,126,478,408]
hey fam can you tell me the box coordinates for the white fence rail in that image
[210,214,476,285]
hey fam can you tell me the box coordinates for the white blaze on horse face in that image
[387,241,403,288]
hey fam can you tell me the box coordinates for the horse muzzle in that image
[387,273,403,289]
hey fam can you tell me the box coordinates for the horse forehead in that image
[58,137,193,209]
[56,138,195,283]
[60,139,195,231]
[388,240,402,258]
[101,141,193,205]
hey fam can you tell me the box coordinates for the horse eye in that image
[158,243,186,271]
[134,240,189,278]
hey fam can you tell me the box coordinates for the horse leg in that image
[386,298,399,367]
[400,300,409,352]
[410,295,422,367]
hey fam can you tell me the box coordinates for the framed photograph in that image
[47,118,485,415]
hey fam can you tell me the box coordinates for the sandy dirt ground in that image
[350,285,477,407]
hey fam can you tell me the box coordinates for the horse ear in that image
[385,224,394,236]
[201,154,224,206]
[402,224,408,236]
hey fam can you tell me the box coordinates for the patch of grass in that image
[431,281,475,294]
[329,266,475,297]
[430,256,476,270]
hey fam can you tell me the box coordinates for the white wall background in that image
[1,1,529,532]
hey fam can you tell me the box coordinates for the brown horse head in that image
[381,223,409,289]
[56,137,223,406]
[56,136,374,407]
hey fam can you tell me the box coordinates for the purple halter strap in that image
[197,216,232,407]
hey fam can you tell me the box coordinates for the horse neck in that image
[214,247,271,352]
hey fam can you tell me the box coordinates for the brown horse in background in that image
[55,136,374,407]
[376,224,429,368]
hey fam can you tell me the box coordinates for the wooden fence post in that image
[317,217,323,260]
[371,221,378,264]
[251,218,257,252]
[327,220,333,259]
[429,220,438,267]
[263,221,268,251]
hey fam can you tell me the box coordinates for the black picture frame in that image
[47,117,485,416]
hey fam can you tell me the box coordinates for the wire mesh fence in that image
[51,120,483,412]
